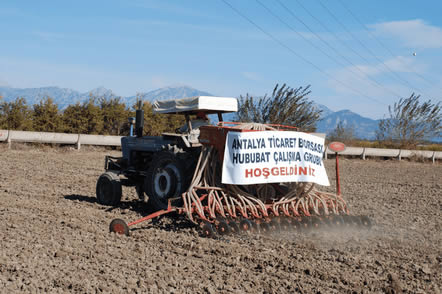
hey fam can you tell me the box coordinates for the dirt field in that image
[0,146,441,293]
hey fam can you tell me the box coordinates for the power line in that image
[219,0,387,105]
[270,0,403,99]
[293,0,383,73]
[317,0,430,97]
[336,0,442,92]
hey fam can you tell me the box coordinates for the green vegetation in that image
[327,121,355,144]
[236,83,322,132]
[376,93,441,149]
[0,94,184,136]
[0,97,33,131]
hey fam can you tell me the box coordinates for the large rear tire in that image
[144,151,186,211]
[96,172,122,206]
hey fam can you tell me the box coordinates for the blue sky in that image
[1,0,441,119]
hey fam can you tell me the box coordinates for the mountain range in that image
[0,85,379,139]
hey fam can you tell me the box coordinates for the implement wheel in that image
[144,151,186,211]
[109,219,129,236]
[96,172,122,206]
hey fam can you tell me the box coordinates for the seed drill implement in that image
[96,96,371,237]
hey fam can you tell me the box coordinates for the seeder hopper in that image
[97,96,371,237]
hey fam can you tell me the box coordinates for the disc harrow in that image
[109,123,372,237]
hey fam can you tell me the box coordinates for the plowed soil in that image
[0,146,441,293]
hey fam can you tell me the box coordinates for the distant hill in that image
[316,109,379,139]
[0,86,86,109]
[314,103,334,118]
[0,85,212,110]
[125,86,213,107]
[0,85,382,139]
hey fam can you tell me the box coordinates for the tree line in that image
[0,95,186,136]
[1,84,440,148]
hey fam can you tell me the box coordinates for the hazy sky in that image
[1,0,441,118]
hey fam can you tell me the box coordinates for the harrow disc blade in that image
[290,217,302,230]
[350,215,362,226]
[201,221,216,238]
[310,216,321,229]
[259,222,271,234]
[217,221,231,235]
[278,218,291,231]
[268,219,280,232]
[300,217,312,230]
[330,215,345,226]
[239,219,253,232]
[228,221,240,233]
[342,215,359,227]
[320,215,333,227]
[359,215,372,228]
[109,218,129,236]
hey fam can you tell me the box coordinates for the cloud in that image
[370,19,442,49]
[332,55,424,81]
[325,56,428,105]
[242,72,262,81]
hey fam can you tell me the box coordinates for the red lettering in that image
[263,168,270,178]
[299,167,307,175]
[254,168,262,177]
[245,169,253,178]
[271,167,279,176]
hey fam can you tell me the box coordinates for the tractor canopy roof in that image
[152,96,238,115]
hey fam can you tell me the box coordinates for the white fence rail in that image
[324,146,441,163]
[0,129,440,162]
[0,130,121,150]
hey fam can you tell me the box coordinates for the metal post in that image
[335,152,341,195]
[76,134,81,151]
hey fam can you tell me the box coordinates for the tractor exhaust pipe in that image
[135,100,144,138]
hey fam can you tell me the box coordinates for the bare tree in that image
[236,84,322,132]
[376,93,441,148]
[328,121,355,143]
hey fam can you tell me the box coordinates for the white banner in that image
[221,131,330,186]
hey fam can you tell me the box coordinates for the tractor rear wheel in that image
[96,172,122,206]
[144,151,186,211]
